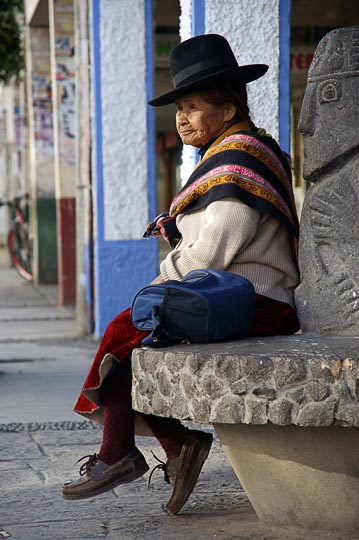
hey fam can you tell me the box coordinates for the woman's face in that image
[175,93,236,148]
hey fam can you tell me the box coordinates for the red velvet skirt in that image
[74,295,299,423]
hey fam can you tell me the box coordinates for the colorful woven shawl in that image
[169,130,299,240]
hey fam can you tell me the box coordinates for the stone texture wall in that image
[99,0,149,242]
[132,334,359,427]
[90,0,158,336]
[178,0,282,183]
[205,0,281,141]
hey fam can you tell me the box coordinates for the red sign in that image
[290,51,314,72]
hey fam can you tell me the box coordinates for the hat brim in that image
[148,64,268,107]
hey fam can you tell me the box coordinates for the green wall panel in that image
[37,198,58,284]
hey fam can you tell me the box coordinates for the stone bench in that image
[132,333,359,537]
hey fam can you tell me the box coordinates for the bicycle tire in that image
[7,227,33,282]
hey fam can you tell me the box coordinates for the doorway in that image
[153,0,181,261]
[290,0,359,214]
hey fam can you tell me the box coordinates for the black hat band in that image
[173,56,235,86]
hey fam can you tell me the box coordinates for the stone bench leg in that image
[214,423,359,536]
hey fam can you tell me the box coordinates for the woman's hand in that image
[151,274,165,284]
[143,213,182,248]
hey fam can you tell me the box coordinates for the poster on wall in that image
[31,27,54,158]
[54,0,75,168]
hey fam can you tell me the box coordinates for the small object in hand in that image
[143,212,182,248]
[143,212,170,238]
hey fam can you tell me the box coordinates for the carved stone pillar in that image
[295,26,359,335]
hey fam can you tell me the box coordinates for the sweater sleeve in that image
[160,198,261,281]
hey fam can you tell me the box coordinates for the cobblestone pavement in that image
[0,424,275,540]
[0,269,346,540]
[0,420,350,540]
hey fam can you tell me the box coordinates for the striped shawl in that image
[169,130,299,241]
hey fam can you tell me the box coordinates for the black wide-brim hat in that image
[148,33,268,107]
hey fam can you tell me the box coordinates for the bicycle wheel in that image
[7,224,33,282]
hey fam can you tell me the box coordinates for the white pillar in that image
[90,0,157,336]
[178,0,285,181]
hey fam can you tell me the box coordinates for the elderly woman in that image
[62,34,299,514]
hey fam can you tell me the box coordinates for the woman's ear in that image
[223,102,237,122]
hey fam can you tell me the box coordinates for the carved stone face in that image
[298,27,359,182]
[299,75,359,181]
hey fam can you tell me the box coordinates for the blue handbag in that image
[130,269,256,347]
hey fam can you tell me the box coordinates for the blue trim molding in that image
[192,0,205,36]
[145,0,157,227]
[91,0,104,335]
[91,0,158,337]
[91,0,104,246]
[279,0,291,153]
[189,0,206,166]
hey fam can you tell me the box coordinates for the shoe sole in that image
[62,462,149,501]
[165,432,213,514]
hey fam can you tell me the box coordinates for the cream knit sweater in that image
[160,197,299,308]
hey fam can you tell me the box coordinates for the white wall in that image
[99,0,149,241]
[205,0,280,140]
[178,0,281,184]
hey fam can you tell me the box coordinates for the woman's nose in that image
[176,111,188,125]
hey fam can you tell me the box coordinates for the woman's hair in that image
[200,79,257,131]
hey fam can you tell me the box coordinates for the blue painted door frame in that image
[90,0,158,337]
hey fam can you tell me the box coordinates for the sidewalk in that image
[0,266,76,340]
[0,267,276,540]
[0,267,96,425]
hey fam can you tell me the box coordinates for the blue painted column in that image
[192,0,205,36]
[179,0,206,175]
[279,0,291,153]
[90,0,157,337]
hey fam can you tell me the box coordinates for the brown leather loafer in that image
[164,429,213,514]
[62,447,149,501]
